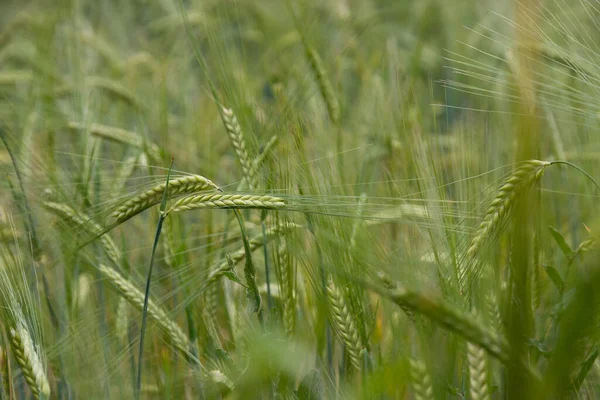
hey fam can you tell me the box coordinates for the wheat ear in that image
[305,46,340,124]
[220,107,258,190]
[375,283,510,364]
[466,160,550,261]
[8,325,50,399]
[43,201,120,266]
[467,342,490,400]
[112,175,219,222]
[168,194,286,213]
[326,278,363,370]
[409,358,434,400]
[277,245,295,335]
[67,121,161,162]
[98,264,193,359]
[115,297,129,344]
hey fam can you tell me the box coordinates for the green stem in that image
[135,158,174,400]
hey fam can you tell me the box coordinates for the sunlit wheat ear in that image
[219,107,258,190]
[98,264,194,360]
[409,358,434,400]
[43,201,120,266]
[466,160,550,261]
[8,324,50,400]
[112,174,219,223]
[67,121,162,162]
[305,46,340,125]
[168,194,286,213]
[326,278,363,371]
[467,342,490,400]
[203,223,302,291]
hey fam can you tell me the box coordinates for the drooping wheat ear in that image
[43,201,120,266]
[8,325,50,400]
[467,342,490,400]
[85,76,144,110]
[409,358,434,400]
[98,264,193,359]
[112,175,219,223]
[67,121,161,162]
[326,278,363,370]
[277,244,295,335]
[305,46,340,125]
[376,271,415,321]
[115,297,129,344]
[168,193,286,213]
[204,223,301,290]
[466,160,550,261]
[378,283,510,365]
[220,107,258,190]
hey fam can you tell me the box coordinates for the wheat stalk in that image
[467,342,490,400]
[112,175,219,222]
[98,264,194,360]
[326,278,363,370]
[43,201,120,266]
[220,107,258,190]
[8,324,50,400]
[168,193,286,213]
[409,358,434,400]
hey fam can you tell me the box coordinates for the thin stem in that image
[135,158,174,400]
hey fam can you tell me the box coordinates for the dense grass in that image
[1,0,600,399]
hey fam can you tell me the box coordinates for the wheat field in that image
[1,0,600,399]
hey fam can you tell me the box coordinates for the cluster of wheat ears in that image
[2,0,600,399]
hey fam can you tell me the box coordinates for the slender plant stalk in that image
[135,158,174,400]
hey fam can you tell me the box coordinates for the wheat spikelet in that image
[112,174,219,222]
[326,278,362,370]
[220,107,258,190]
[115,297,129,344]
[98,264,193,359]
[465,160,550,262]
[277,245,295,335]
[8,324,50,400]
[467,342,490,400]
[486,293,503,334]
[43,201,120,266]
[168,193,286,213]
[305,46,340,124]
[409,358,434,400]
[67,121,162,162]
[112,154,139,194]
